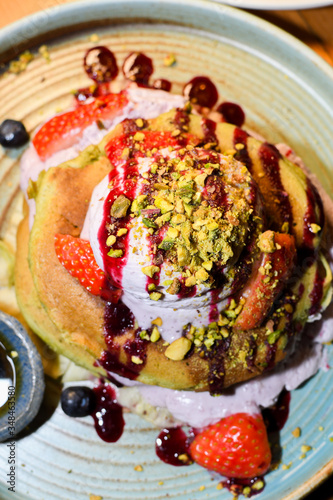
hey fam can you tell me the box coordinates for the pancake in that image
[15,108,332,393]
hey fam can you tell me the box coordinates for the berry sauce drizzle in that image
[183,76,218,108]
[262,389,291,433]
[155,427,193,466]
[217,101,245,127]
[209,289,220,322]
[201,118,218,144]
[303,178,324,251]
[153,78,172,92]
[84,46,119,83]
[206,337,231,395]
[309,266,325,315]
[104,301,135,338]
[91,383,124,443]
[233,127,252,172]
[258,143,293,233]
[122,52,154,85]
[221,476,265,497]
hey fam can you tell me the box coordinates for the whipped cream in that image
[83,144,260,343]
[115,304,332,428]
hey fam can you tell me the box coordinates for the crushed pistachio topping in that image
[164,53,177,66]
[258,230,276,253]
[117,227,128,237]
[126,147,259,287]
[150,327,161,342]
[131,355,143,365]
[164,337,192,360]
[106,235,116,246]
[107,249,123,258]
[6,51,34,75]
[111,195,131,218]
[292,427,301,438]
[252,480,264,491]
[310,223,321,234]
[149,292,162,301]
[38,45,50,62]
[142,265,160,278]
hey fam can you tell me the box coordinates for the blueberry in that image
[0,119,30,148]
[61,386,96,417]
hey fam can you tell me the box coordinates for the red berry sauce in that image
[104,301,135,338]
[258,142,293,233]
[91,383,124,443]
[217,101,245,127]
[74,82,111,103]
[84,46,119,83]
[153,78,172,92]
[183,76,218,108]
[221,476,265,497]
[155,427,193,466]
[122,52,154,85]
[263,389,291,433]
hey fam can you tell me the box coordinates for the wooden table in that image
[1,1,333,499]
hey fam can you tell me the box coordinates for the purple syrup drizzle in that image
[152,78,172,92]
[222,476,265,497]
[233,127,252,172]
[303,178,324,250]
[201,117,218,144]
[309,266,325,315]
[262,389,291,433]
[84,46,119,83]
[173,108,190,133]
[258,142,293,231]
[217,101,245,127]
[155,427,193,466]
[177,278,197,299]
[209,289,220,322]
[91,383,124,442]
[122,52,154,85]
[203,173,229,208]
[104,300,135,338]
[183,76,218,108]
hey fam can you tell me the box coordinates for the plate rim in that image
[212,0,333,11]
[0,0,332,81]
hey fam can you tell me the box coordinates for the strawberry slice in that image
[105,129,199,167]
[33,93,128,160]
[234,232,296,331]
[54,234,121,302]
[190,413,271,479]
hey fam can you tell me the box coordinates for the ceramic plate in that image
[0,1,333,499]
[211,0,333,11]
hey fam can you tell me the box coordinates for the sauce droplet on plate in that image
[183,76,218,108]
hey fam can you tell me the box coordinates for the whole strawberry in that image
[190,413,271,479]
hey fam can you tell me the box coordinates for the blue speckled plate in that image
[0,1,332,498]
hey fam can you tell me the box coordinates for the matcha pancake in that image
[15,108,332,393]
